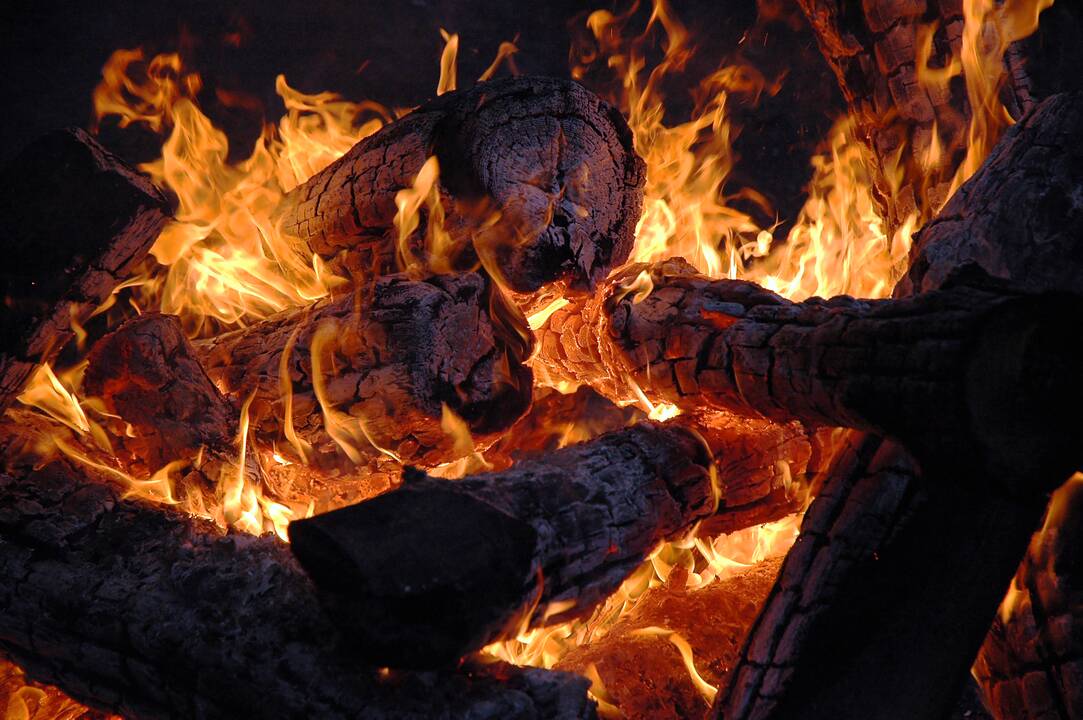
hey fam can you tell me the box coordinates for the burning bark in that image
[0,128,170,413]
[0,460,596,720]
[190,271,533,469]
[83,313,235,470]
[274,76,644,294]
[538,257,1083,487]
[288,421,715,668]
[288,414,819,669]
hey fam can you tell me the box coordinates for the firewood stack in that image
[2,3,1083,718]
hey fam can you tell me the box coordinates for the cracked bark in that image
[0,461,596,720]
[274,76,644,294]
[0,128,170,413]
[536,256,1083,488]
[190,271,533,469]
[287,413,824,669]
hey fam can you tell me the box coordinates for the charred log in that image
[537,257,1083,488]
[289,412,818,669]
[0,461,596,720]
[192,271,532,469]
[288,422,714,668]
[274,76,644,294]
[974,476,1083,719]
[715,436,1047,720]
[899,91,1083,298]
[0,128,170,413]
[83,313,235,470]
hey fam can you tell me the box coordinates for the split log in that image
[0,460,596,720]
[288,413,820,669]
[537,257,1083,488]
[192,271,533,469]
[715,92,1083,719]
[0,128,170,412]
[274,76,644,294]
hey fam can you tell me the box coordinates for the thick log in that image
[289,413,820,669]
[974,475,1083,719]
[715,436,1047,720]
[537,257,1083,488]
[83,313,235,471]
[193,271,533,469]
[274,76,644,294]
[0,460,596,720]
[288,422,715,668]
[0,128,170,412]
[715,93,1083,720]
[899,91,1083,298]
[794,0,972,227]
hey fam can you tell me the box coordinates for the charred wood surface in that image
[794,0,971,226]
[975,476,1083,719]
[0,461,596,720]
[538,257,1083,487]
[194,271,532,469]
[714,92,1083,720]
[83,313,235,470]
[288,422,715,668]
[0,128,170,413]
[899,91,1083,298]
[715,436,1047,720]
[289,411,820,669]
[274,76,644,294]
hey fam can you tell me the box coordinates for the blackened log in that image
[0,461,596,720]
[715,436,1048,720]
[899,91,1083,298]
[537,257,1083,488]
[195,271,533,469]
[274,76,644,294]
[289,411,819,669]
[83,312,235,470]
[288,422,715,668]
[0,128,170,412]
[794,0,973,227]
[974,476,1083,719]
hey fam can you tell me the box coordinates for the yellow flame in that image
[394,156,456,274]
[631,626,717,703]
[438,29,460,96]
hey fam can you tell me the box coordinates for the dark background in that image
[0,0,843,230]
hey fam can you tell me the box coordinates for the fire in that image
[4,0,1053,709]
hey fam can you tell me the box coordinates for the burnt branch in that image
[0,128,170,412]
[275,77,644,294]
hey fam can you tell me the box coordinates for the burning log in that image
[538,257,1083,487]
[0,460,596,720]
[83,313,235,470]
[288,421,715,668]
[715,91,1083,720]
[189,272,531,469]
[0,128,170,412]
[288,414,818,669]
[274,76,644,294]
[974,475,1083,719]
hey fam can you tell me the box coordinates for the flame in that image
[6,0,1054,703]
